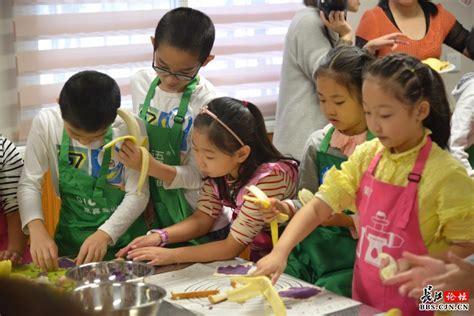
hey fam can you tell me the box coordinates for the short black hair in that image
[59,70,121,132]
[154,7,215,63]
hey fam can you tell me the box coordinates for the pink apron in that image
[0,205,32,263]
[353,138,433,315]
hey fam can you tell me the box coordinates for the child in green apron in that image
[18,71,149,271]
[265,46,375,297]
[118,8,230,243]
[116,97,299,265]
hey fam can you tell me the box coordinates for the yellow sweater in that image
[317,131,474,254]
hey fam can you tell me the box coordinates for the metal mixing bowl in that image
[72,281,166,315]
[66,260,155,285]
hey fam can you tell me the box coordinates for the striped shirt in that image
[198,164,297,245]
[0,136,23,214]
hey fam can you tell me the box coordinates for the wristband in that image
[147,229,169,246]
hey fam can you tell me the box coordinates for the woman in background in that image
[356,0,472,60]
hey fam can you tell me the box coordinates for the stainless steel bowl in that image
[66,260,155,285]
[72,281,166,315]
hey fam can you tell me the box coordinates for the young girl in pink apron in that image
[255,54,474,315]
[117,97,299,265]
[0,136,31,264]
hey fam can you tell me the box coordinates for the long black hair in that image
[194,97,299,203]
[316,45,375,105]
[364,53,451,149]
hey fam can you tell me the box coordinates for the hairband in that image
[199,105,245,146]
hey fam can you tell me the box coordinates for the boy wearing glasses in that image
[120,7,230,245]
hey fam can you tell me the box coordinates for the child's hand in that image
[363,32,409,55]
[28,220,58,271]
[118,140,143,171]
[253,250,288,284]
[127,246,176,266]
[115,234,162,258]
[0,250,22,265]
[320,10,352,39]
[383,252,447,298]
[76,230,111,266]
[258,198,291,223]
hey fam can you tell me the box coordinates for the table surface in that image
[151,262,382,316]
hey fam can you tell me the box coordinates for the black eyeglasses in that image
[152,55,200,82]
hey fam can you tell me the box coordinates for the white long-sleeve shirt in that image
[18,108,150,244]
[0,136,23,214]
[450,72,474,177]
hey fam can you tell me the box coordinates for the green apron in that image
[467,145,474,168]
[285,127,374,297]
[55,129,148,259]
[139,76,208,246]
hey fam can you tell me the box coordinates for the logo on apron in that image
[357,211,404,267]
[57,145,87,170]
[91,148,124,185]
[74,196,117,215]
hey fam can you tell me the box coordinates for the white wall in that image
[0,0,17,141]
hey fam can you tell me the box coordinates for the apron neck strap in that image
[169,77,199,149]
[93,128,113,197]
[98,128,113,178]
[367,150,384,175]
[320,126,335,153]
[59,129,71,164]
[139,76,161,119]
[407,136,432,183]
[394,137,432,229]
[171,76,198,128]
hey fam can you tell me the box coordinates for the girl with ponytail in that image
[255,54,474,315]
[118,97,299,264]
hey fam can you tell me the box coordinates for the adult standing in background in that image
[273,0,361,160]
[356,0,473,60]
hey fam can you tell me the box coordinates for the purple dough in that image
[58,257,76,269]
[216,264,253,275]
[278,287,321,299]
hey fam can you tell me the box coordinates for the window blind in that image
[13,0,302,142]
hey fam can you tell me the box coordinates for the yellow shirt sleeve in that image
[430,156,474,242]
[317,139,381,213]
